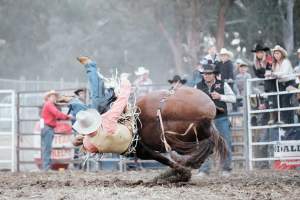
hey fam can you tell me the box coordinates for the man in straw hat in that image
[72,74,133,155]
[77,56,116,114]
[133,66,153,96]
[215,48,235,89]
[196,64,236,177]
[41,90,73,171]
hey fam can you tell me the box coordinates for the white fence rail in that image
[246,75,300,170]
[0,90,16,171]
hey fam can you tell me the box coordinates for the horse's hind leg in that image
[136,141,191,183]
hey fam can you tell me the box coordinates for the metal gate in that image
[246,76,300,170]
[0,90,16,172]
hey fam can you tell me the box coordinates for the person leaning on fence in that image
[41,90,73,171]
[286,67,300,123]
[267,45,295,124]
[251,44,277,125]
[72,74,133,155]
[196,64,236,177]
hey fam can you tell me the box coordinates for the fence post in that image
[19,76,26,91]
[60,78,64,90]
[36,76,40,91]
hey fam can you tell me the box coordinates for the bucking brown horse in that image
[133,85,228,182]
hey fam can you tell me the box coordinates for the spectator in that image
[187,59,205,87]
[196,64,236,177]
[77,57,116,114]
[286,67,300,123]
[251,44,276,125]
[168,75,187,89]
[269,45,295,124]
[296,48,300,69]
[235,59,251,96]
[41,90,72,171]
[251,44,273,78]
[204,45,219,65]
[133,66,153,96]
[68,88,88,125]
[215,48,235,89]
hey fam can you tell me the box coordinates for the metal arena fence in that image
[0,79,270,171]
[246,75,300,170]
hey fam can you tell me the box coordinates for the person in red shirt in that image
[41,90,72,171]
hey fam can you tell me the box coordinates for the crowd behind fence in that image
[246,74,300,170]
[2,75,300,171]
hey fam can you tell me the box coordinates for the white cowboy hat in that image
[271,45,288,57]
[73,109,102,135]
[44,90,59,101]
[219,48,234,58]
[135,66,149,75]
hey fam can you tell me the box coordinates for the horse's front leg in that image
[136,141,191,183]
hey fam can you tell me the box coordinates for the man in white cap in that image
[41,90,73,171]
[72,75,133,154]
[133,66,153,96]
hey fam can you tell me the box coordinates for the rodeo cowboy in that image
[72,72,134,154]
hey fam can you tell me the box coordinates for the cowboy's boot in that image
[77,56,90,65]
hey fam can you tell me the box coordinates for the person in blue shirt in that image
[68,88,88,125]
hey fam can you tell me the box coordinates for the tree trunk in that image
[187,0,199,67]
[216,0,230,51]
[282,0,294,55]
[158,21,183,74]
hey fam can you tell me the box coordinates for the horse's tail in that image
[209,122,228,162]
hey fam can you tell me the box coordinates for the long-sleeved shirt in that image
[41,101,69,127]
[101,79,131,134]
[272,59,294,82]
[82,79,132,152]
[220,82,236,103]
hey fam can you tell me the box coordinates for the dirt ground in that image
[0,169,299,200]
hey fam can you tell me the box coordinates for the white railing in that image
[0,90,16,172]
[246,75,300,170]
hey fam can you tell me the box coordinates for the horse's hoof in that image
[170,151,190,166]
